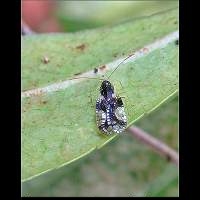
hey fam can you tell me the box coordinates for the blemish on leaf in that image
[175,39,179,45]
[42,100,47,104]
[113,53,118,58]
[74,72,82,76]
[99,65,107,72]
[75,44,86,51]
[42,56,50,64]
[142,48,149,53]
[94,68,98,74]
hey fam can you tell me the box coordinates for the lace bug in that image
[95,55,132,135]
[71,54,132,135]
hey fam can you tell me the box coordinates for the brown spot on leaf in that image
[75,44,86,51]
[74,72,82,76]
[42,100,47,104]
[99,65,107,72]
[42,56,50,64]
[142,47,149,53]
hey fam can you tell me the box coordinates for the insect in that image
[96,80,127,134]
[96,54,132,135]
[95,55,132,135]
[71,54,132,135]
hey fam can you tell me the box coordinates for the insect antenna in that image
[107,54,133,80]
[69,53,133,82]
[68,76,105,81]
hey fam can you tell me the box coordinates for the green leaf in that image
[22,97,178,196]
[22,9,178,181]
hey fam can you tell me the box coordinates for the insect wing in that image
[113,97,127,133]
[96,97,110,134]
[96,95,127,135]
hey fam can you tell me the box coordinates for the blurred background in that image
[22,0,178,33]
[22,0,178,197]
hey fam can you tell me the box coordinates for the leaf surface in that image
[22,9,178,181]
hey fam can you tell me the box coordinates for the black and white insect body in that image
[95,54,133,135]
[96,80,127,134]
[71,54,132,135]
